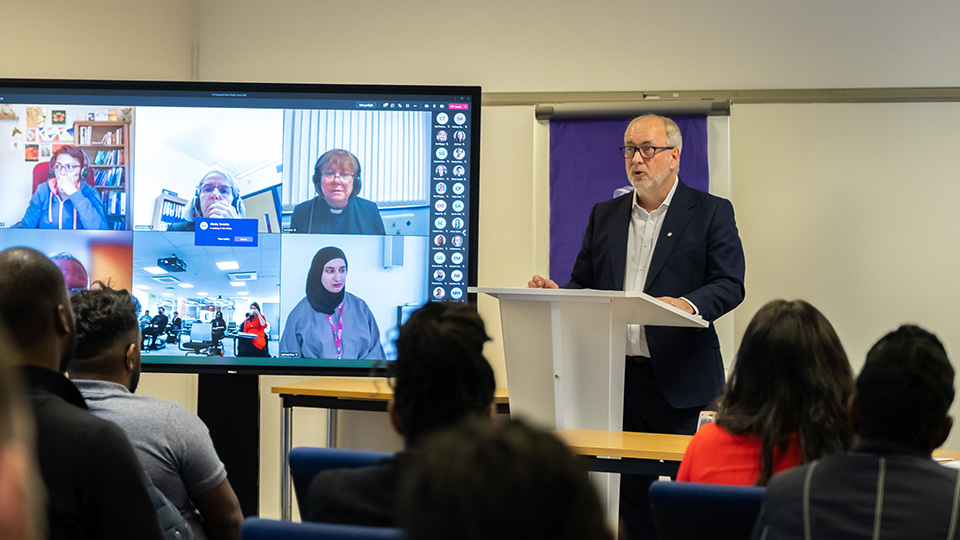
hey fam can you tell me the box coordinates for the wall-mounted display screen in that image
[0,79,480,374]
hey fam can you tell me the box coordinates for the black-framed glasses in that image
[619,145,675,159]
[52,163,82,174]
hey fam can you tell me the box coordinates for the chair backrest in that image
[649,480,766,540]
[32,161,96,193]
[189,322,213,342]
[241,517,403,540]
[289,446,393,516]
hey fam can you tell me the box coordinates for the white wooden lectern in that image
[471,287,708,528]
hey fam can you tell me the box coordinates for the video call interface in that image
[0,81,479,372]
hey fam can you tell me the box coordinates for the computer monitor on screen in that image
[0,78,481,375]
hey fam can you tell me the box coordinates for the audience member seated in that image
[289,149,386,234]
[142,307,169,350]
[68,284,243,540]
[303,301,496,526]
[168,169,246,231]
[677,299,856,486]
[752,324,960,539]
[398,418,614,540]
[168,311,183,343]
[15,146,108,230]
[0,247,164,540]
[0,325,44,540]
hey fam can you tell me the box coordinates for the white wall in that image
[731,101,960,448]
[5,0,960,520]
[195,0,960,91]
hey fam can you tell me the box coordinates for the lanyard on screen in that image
[326,303,344,359]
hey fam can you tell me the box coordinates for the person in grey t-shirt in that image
[67,284,242,540]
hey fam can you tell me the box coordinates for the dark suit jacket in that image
[567,179,745,409]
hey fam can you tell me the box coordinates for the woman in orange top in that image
[677,299,855,486]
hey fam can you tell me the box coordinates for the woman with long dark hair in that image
[677,299,856,486]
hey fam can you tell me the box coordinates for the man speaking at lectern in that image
[528,114,745,539]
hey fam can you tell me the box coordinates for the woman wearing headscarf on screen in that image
[280,247,385,360]
[289,149,386,235]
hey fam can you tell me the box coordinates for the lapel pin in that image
[667,232,673,237]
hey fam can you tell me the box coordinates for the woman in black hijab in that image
[279,246,385,360]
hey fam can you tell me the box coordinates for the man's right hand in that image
[527,275,559,289]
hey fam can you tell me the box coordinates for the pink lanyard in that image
[326,303,344,359]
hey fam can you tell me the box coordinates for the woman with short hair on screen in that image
[279,246,385,360]
[289,149,386,235]
[168,169,245,231]
[676,299,856,486]
[17,145,108,230]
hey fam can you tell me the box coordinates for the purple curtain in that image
[548,115,708,283]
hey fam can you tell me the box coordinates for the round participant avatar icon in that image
[433,269,446,281]
[451,252,464,265]
[436,130,448,142]
[451,269,463,281]
[453,165,465,177]
[453,148,465,160]
[452,182,465,194]
[433,286,446,300]
[454,113,466,125]
[452,200,465,212]
[434,200,447,212]
[434,234,446,247]
[435,148,448,160]
[450,287,464,300]
[436,112,449,124]
[435,165,447,177]
[435,183,447,195]
[434,217,447,229]
[452,217,464,229]
[433,252,446,264]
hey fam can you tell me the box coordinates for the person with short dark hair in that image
[141,306,169,350]
[68,284,242,540]
[399,418,614,540]
[677,299,855,486]
[752,324,959,540]
[0,247,163,540]
[289,149,386,234]
[304,301,496,526]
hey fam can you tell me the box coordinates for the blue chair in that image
[648,480,766,540]
[289,446,393,515]
[241,517,403,540]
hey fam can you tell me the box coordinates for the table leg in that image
[280,402,293,520]
[327,408,338,447]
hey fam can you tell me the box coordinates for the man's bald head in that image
[0,247,76,372]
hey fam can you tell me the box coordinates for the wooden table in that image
[556,429,692,476]
[271,377,508,520]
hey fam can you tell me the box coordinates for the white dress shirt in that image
[624,178,683,357]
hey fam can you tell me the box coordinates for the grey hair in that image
[626,114,683,154]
